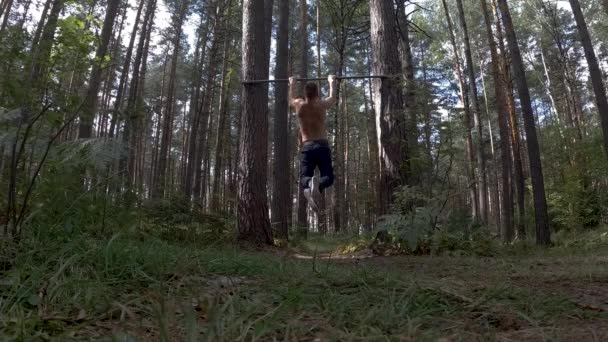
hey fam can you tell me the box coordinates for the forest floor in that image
[2,232,608,341]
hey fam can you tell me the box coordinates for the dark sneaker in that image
[310,176,322,213]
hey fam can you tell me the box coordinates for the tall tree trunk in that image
[134,5,154,194]
[297,0,308,232]
[0,0,13,37]
[109,0,147,138]
[211,35,233,212]
[238,0,273,245]
[480,0,513,241]
[272,0,291,239]
[456,0,488,224]
[153,0,189,198]
[29,0,63,92]
[441,0,478,220]
[396,1,417,184]
[185,9,220,200]
[30,0,51,51]
[491,0,525,238]
[79,0,121,138]
[124,0,156,186]
[569,0,608,159]
[497,0,551,245]
[370,0,407,216]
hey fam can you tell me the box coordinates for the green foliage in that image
[141,196,235,245]
[2,231,605,340]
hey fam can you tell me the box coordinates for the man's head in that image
[304,82,319,99]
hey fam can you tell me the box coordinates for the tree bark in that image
[497,0,551,245]
[490,0,525,238]
[569,0,608,159]
[238,0,273,245]
[297,0,308,233]
[211,36,234,212]
[79,0,121,138]
[30,0,52,51]
[369,0,408,216]
[0,0,14,37]
[456,0,488,224]
[396,1,417,184]
[153,0,189,198]
[272,0,291,239]
[441,0,478,220]
[480,0,513,241]
[109,0,147,138]
[29,0,63,91]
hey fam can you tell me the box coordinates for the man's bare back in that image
[289,75,337,143]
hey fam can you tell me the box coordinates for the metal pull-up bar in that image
[242,75,398,84]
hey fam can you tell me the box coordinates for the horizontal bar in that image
[242,75,398,84]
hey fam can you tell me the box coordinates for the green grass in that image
[1,230,608,341]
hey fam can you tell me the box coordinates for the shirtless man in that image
[289,75,338,212]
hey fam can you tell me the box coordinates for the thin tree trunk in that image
[480,0,513,240]
[109,0,147,138]
[491,0,525,239]
[30,0,51,50]
[297,0,309,233]
[185,11,219,199]
[441,0,478,220]
[79,0,121,138]
[0,0,13,37]
[153,0,189,198]
[569,0,608,159]
[497,0,551,245]
[456,0,488,224]
[211,36,234,211]
[237,0,273,245]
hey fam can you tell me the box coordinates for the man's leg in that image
[318,143,335,192]
[300,146,319,211]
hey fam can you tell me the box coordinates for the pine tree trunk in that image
[79,0,121,138]
[396,1,417,184]
[134,7,154,194]
[29,0,63,91]
[30,0,51,50]
[0,0,13,37]
[497,0,551,245]
[456,0,488,224]
[211,35,233,212]
[441,0,479,220]
[153,0,189,198]
[569,0,608,159]
[370,0,408,216]
[109,0,147,138]
[238,0,273,245]
[272,0,291,239]
[297,0,309,233]
[185,15,219,199]
[480,0,513,241]
[490,0,525,239]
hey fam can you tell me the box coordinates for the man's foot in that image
[310,176,322,213]
[303,188,319,213]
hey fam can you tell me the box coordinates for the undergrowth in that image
[2,225,607,340]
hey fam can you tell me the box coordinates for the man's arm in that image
[289,76,303,108]
[322,75,338,109]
